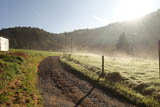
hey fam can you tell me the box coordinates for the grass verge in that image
[0,49,61,107]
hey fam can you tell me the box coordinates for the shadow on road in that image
[74,87,95,107]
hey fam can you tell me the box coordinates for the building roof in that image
[0,35,10,40]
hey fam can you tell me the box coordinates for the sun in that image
[115,0,154,21]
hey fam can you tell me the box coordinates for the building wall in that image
[0,37,9,51]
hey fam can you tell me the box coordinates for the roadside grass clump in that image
[0,49,61,107]
[104,72,125,82]
[60,56,160,107]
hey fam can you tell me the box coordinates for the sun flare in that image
[115,0,154,21]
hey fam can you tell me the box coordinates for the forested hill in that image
[0,27,63,51]
[1,9,160,57]
[63,9,160,56]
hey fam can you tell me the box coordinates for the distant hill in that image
[1,9,160,57]
[0,27,64,51]
[64,9,160,57]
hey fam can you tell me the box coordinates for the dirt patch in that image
[37,56,134,107]
[9,52,28,59]
[0,69,4,74]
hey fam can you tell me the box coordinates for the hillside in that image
[64,9,160,57]
[1,9,160,57]
[0,27,63,51]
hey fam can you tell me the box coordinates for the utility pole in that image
[65,32,68,53]
[63,36,65,56]
[71,34,72,54]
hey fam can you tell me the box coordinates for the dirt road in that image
[37,56,134,107]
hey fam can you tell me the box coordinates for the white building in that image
[0,36,9,51]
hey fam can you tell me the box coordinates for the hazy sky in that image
[0,0,160,33]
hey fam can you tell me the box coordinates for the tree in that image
[116,32,130,53]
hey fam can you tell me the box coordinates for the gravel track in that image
[37,56,134,107]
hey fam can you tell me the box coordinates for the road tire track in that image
[37,56,134,107]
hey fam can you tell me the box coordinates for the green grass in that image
[71,54,159,84]
[0,49,61,107]
[70,54,160,91]
[60,54,160,107]
[1,49,159,106]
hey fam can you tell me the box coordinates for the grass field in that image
[60,53,160,107]
[0,49,61,107]
[71,54,159,85]
[1,49,160,106]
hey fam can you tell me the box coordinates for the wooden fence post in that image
[102,56,104,77]
[158,40,160,78]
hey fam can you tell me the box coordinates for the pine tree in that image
[116,32,130,53]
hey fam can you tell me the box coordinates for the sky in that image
[0,0,160,33]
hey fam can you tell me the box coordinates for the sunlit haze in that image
[0,0,160,33]
[115,0,155,21]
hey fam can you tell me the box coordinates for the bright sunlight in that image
[115,0,154,21]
